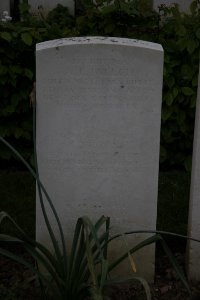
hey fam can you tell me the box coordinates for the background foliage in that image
[0,0,200,170]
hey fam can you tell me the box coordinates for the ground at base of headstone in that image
[0,248,200,300]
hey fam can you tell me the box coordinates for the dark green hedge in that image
[0,0,200,170]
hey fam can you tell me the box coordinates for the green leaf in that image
[9,77,17,87]
[21,33,33,46]
[177,38,187,51]
[184,156,192,172]
[120,1,132,14]
[190,0,197,14]
[0,246,52,288]
[0,127,9,136]
[12,32,18,38]
[187,40,197,54]
[10,65,22,74]
[159,238,190,292]
[101,4,116,14]
[162,107,172,122]
[172,87,178,98]
[166,76,175,88]
[0,76,7,85]
[24,68,33,80]
[177,111,186,125]
[165,92,174,106]
[0,65,8,75]
[1,32,12,42]
[163,66,167,77]
[182,87,194,96]
[0,137,67,275]
[104,23,115,34]
[22,131,31,139]
[11,94,20,106]
[160,145,167,162]
[19,2,31,15]
[190,95,196,108]
[181,64,193,80]
[164,54,170,64]
[176,25,186,36]
[196,28,200,39]
[14,128,24,139]
[192,76,198,87]
[5,105,15,114]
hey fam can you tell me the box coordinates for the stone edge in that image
[36,36,163,52]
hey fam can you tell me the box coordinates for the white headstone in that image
[28,0,74,15]
[187,65,200,280]
[153,0,191,11]
[36,37,163,281]
[0,0,10,17]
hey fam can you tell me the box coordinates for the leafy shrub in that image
[45,4,74,28]
[0,20,34,162]
[76,0,158,39]
[158,2,200,170]
[0,4,76,165]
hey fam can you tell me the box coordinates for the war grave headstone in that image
[28,0,74,15]
[0,0,10,17]
[187,64,200,280]
[36,36,163,280]
[153,0,191,11]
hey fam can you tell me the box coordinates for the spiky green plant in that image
[0,100,197,299]
[1,134,198,299]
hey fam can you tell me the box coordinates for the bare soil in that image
[0,244,200,300]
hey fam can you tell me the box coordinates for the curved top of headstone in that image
[36,36,163,52]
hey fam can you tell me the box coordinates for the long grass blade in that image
[132,276,151,300]
[109,229,200,244]
[0,232,64,291]
[99,259,109,289]
[78,217,108,288]
[81,216,105,260]
[85,226,98,287]
[84,226,104,300]
[109,233,190,293]
[0,212,63,275]
[0,211,35,243]
[69,218,107,295]
[68,218,83,276]
[0,247,51,285]
[159,236,190,292]
[103,217,110,260]
[77,218,110,286]
[108,234,159,273]
[0,137,66,271]
[68,218,90,297]
[120,232,137,273]
[84,217,111,297]
[25,244,65,295]
[0,234,24,243]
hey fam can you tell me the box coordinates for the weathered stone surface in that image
[0,0,10,16]
[29,0,74,15]
[153,0,191,11]
[187,66,200,280]
[36,37,163,281]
